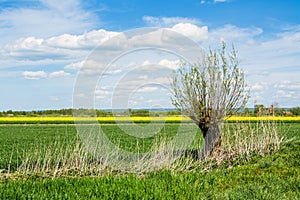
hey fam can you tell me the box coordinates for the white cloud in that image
[95,96,106,99]
[0,0,97,45]
[275,90,294,98]
[142,60,151,66]
[45,29,119,49]
[208,24,263,45]
[158,59,180,70]
[141,59,180,70]
[136,86,158,93]
[214,0,228,3]
[50,96,60,101]
[3,29,119,61]
[275,80,300,90]
[6,25,201,73]
[200,0,229,4]
[250,82,268,91]
[22,71,47,80]
[95,89,110,95]
[171,23,208,42]
[107,69,122,75]
[142,16,201,27]
[65,59,106,71]
[234,27,300,77]
[3,15,300,108]
[22,70,70,79]
[64,59,123,76]
[116,23,207,48]
[94,89,111,99]
[64,61,85,70]
[48,70,70,78]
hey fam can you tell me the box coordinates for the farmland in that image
[0,119,299,199]
[0,116,300,124]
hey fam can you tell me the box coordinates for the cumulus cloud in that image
[0,0,97,44]
[3,23,206,70]
[208,24,263,45]
[65,59,123,76]
[142,59,180,70]
[3,29,119,61]
[214,0,228,3]
[142,60,151,66]
[275,80,300,90]
[158,59,181,70]
[250,82,268,91]
[142,16,201,27]
[136,86,159,93]
[94,89,111,99]
[64,61,85,70]
[22,71,47,80]
[201,0,229,4]
[48,70,70,78]
[275,90,295,98]
[3,14,300,108]
[171,23,208,42]
[45,30,119,49]
[22,70,70,79]
[95,89,110,95]
[126,23,208,47]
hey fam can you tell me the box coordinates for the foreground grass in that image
[0,123,299,199]
[1,140,299,199]
[0,124,201,172]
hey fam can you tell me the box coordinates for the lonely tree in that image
[171,43,249,158]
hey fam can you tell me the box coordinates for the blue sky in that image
[1,0,300,111]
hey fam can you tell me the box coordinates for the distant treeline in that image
[246,105,300,116]
[0,108,181,117]
[1,106,299,117]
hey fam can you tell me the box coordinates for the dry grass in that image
[0,120,285,178]
[15,136,105,177]
[12,134,181,177]
[201,120,285,170]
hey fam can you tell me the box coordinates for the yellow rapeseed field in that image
[0,116,299,122]
[226,116,300,121]
[0,116,186,122]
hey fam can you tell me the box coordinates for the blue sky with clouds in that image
[1,0,300,111]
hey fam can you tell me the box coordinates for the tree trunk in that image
[182,122,221,160]
[200,122,221,159]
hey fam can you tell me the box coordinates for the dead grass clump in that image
[2,121,285,178]
[203,120,285,169]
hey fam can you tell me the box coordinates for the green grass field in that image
[0,122,299,199]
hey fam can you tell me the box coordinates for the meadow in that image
[0,118,299,199]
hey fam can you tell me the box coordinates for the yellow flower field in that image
[226,116,300,121]
[0,116,299,122]
[0,116,186,122]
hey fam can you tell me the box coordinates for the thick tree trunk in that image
[175,121,221,160]
[180,122,221,160]
[200,122,221,159]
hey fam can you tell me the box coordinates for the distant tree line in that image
[0,106,299,117]
[0,108,177,117]
[289,107,300,116]
[243,104,299,116]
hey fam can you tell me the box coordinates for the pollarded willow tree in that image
[172,42,249,159]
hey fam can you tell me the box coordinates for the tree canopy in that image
[171,42,249,158]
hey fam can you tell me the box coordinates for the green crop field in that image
[0,122,299,199]
[0,124,202,171]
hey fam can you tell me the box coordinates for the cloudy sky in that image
[1,0,300,111]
